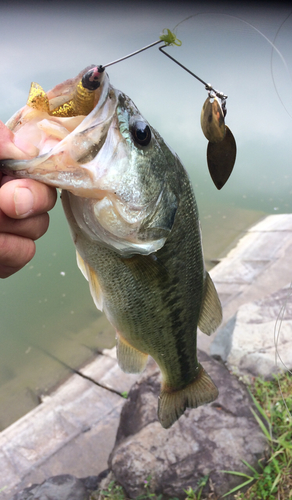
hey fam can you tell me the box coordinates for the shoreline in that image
[1,213,292,499]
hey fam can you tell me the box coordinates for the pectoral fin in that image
[76,251,88,280]
[198,272,222,335]
[76,251,104,311]
[158,363,218,429]
[116,332,148,374]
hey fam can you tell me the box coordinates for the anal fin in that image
[158,363,218,429]
[198,271,222,336]
[116,332,148,374]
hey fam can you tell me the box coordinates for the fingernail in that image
[14,187,34,216]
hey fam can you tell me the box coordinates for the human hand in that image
[0,175,57,278]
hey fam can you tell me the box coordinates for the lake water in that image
[0,0,291,429]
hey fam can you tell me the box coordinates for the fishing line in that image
[268,11,292,418]
[101,12,290,192]
[31,344,127,398]
[274,285,292,374]
[100,12,290,115]
[100,26,227,100]
[167,12,291,112]
[270,12,292,123]
[174,12,292,410]
[173,12,290,73]
[273,282,292,421]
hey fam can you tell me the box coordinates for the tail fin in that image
[158,364,218,429]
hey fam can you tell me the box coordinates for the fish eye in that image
[130,121,151,147]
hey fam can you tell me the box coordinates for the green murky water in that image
[0,1,291,429]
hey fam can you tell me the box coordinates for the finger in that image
[0,174,15,186]
[0,233,36,278]
[0,178,57,219]
[0,210,50,240]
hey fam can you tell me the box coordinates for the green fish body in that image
[1,67,222,428]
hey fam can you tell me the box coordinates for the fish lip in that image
[0,72,115,188]
[0,152,51,173]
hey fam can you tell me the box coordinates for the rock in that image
[11,473,108,500]
[210,285,292,379]
[109,352,267,499]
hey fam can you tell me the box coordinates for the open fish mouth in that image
[0,66,119,197]
[0,66,179,256]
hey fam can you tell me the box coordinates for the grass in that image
[222,372,292,499]
[93,474,217,500]
[95,477,179,500]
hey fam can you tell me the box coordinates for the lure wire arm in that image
[100,40,162,69]
[99,34,228,104]
[159,45,228,101]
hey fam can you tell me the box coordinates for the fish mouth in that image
[0,68,178,258]
[0,72,119,197]
[0,152,99,197]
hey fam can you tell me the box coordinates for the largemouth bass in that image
[0,66,222,428]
